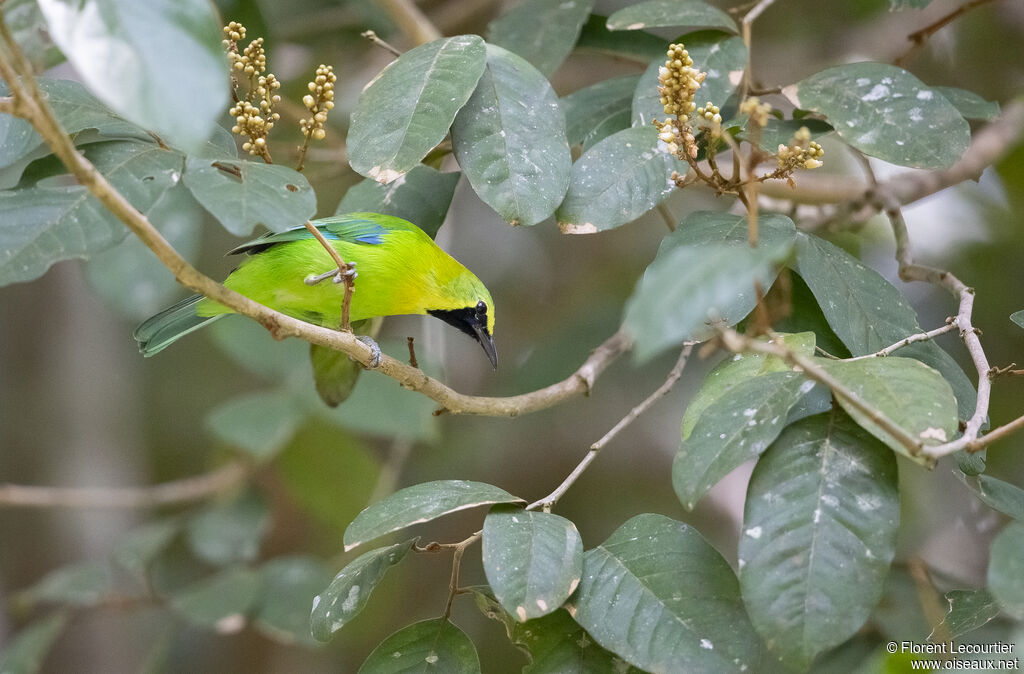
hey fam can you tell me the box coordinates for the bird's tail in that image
[134,295,224,357]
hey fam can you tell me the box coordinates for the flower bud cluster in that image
[223,21,280,160]
[739,97,773,128]
[653,43,705,160]
[300,65,337,142]
[777,126,825,171]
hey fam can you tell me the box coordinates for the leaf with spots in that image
[789,62,969,169]
[344,480,523,551]
[335,165,461,239]
[358,618,481,673]
[816,357,959,465]
[347,35,486,184]
[572,513,762,673]
[632,31,747,127]
[482,506,583,622]
[256,557,333,646]
[987,522,1024,620]
[451,44,571,226]
[169,566,262,632]
[486,0,594,76]
[310,540,415,641]
[674,370,813,511]
[606,0,736,33]
[739,410,899,671]
[562,74,640,151]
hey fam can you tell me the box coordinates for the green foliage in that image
[20,561,112,607]
[0,613,69,674]
[562,74,639,151]
[185,490,270,566]
[357,619,481,673]
[605,0,736,33]
[169,566,262,630]
[987,523,1024,620]
[932,590,1001,641]
[956,473,1024,521]
[335,165,460,239]
[487,0,594,76]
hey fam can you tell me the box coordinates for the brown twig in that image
[300,220,356,331]
[407,337,419,368]
[893,0,1000,67]
[361,30,402,57]
[846,320,959,360]
[0,462,248,509]
[442,531,481,619]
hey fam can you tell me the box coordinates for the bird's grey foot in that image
[356,335,381,368]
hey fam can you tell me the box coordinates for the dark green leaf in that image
[929,589,1000,642]
[23,561,112,607]
[335,165,460,239]
[37,0,227,153]
[957,473,1024,522]
[740,411,899,670]
[482,506,582,621]
[311,539,415,641]
[632,31,747,126]
[575,14,668,63]
[607,0,736,32]
[681,332,816,441]
[2,0,64,72]
[674,370,813,510]
[0,612,69,674]
[348,35,486,183]
[987,522,1024,619]
[111,518,182,581]
[451,44,571,226]
[182,158,315,235]
[170,566,262,631]
[957,449,986,476]
[817,357,958,464]
[661,209,797,250]
[556,125,684,232]
[0,141,184,286]
[623,223,794,361]
[205,389,305,461]
[1010,310,1024,329]
[486,0,595,76]
[344,480,523,551]
[934,86,1000,121]
[791,62,969,169]
[309,342,363,407]
[573,514,761,672]
[562,75,639,151]
[256,556,333,646]
[186,490,270,566]
[358,618,481,673]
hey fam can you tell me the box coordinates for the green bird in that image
[135,212,497,400]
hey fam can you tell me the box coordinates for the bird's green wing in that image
[226,212,417,255]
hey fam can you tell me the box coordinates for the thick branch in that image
[0,462,247,509]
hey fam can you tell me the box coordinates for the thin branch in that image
[301,220,356,331]
[0,27,632,418]
[442,531,481,619]
[527,344,694,511]
[739,0,779,102]
[0,462,248,509]
[656,202,676,231]
[375,0,442,46]
[893,0,1000,67]
[847,320,958,360]
[361,29,402,57]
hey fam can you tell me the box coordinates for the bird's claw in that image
[305,262,357,286]
[357,335,381,368]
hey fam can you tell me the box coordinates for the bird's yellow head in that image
[426,268,497,369]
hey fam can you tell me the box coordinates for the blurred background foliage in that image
[0,0,1023,671]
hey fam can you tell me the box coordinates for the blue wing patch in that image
[324,217,387,245]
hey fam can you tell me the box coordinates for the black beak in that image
[472,323,498,370]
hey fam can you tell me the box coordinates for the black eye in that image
[476,301,487,315]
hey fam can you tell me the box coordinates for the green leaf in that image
[890,0,932,9]
[22,561,112,607]
[934,86,1000,121]
[987,522,1024,620]
[451,44,571,226]
[573,514,761,672]
[205,389,306,461]
[335,165,460,239]
[0,140,184,286]
[575,14,668,63]
[486,0,595,76]
[739,411,899,671]
[556,126,684,233]
[790,62,969,169]
[37,0,227,153]
[817,357,959,464]
[482,506,583,622]
[623,223,794,361]
[930,589,1000,642]
[182,159,316,235]
[472,590,640,673]
[681,332,816,442]
[957,473,1024,522]
[755,118,834,154]
[674,370,813,510]
[84,184,202,319]
[562,75,639,151]
[111,518,182,581]
[793,231,976,422]
[957,449,986,476]
[209,316,310,383]
[2,0,64,72]
[348,35,487,183]
[311,539,416,641]
[170,566,262,631]
[308,342,363,408]
[358,618,481,673]
[661,209,797,250]
[632,31,747,127]
[255,556,333,646]
[1010,310,1024,329]
[0,612,69,674]
[186,490,270,566]
[607,0,736,32]
[344,480,523,551]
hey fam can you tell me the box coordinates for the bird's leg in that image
[304,262,357,286]
[357,335,382,368]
